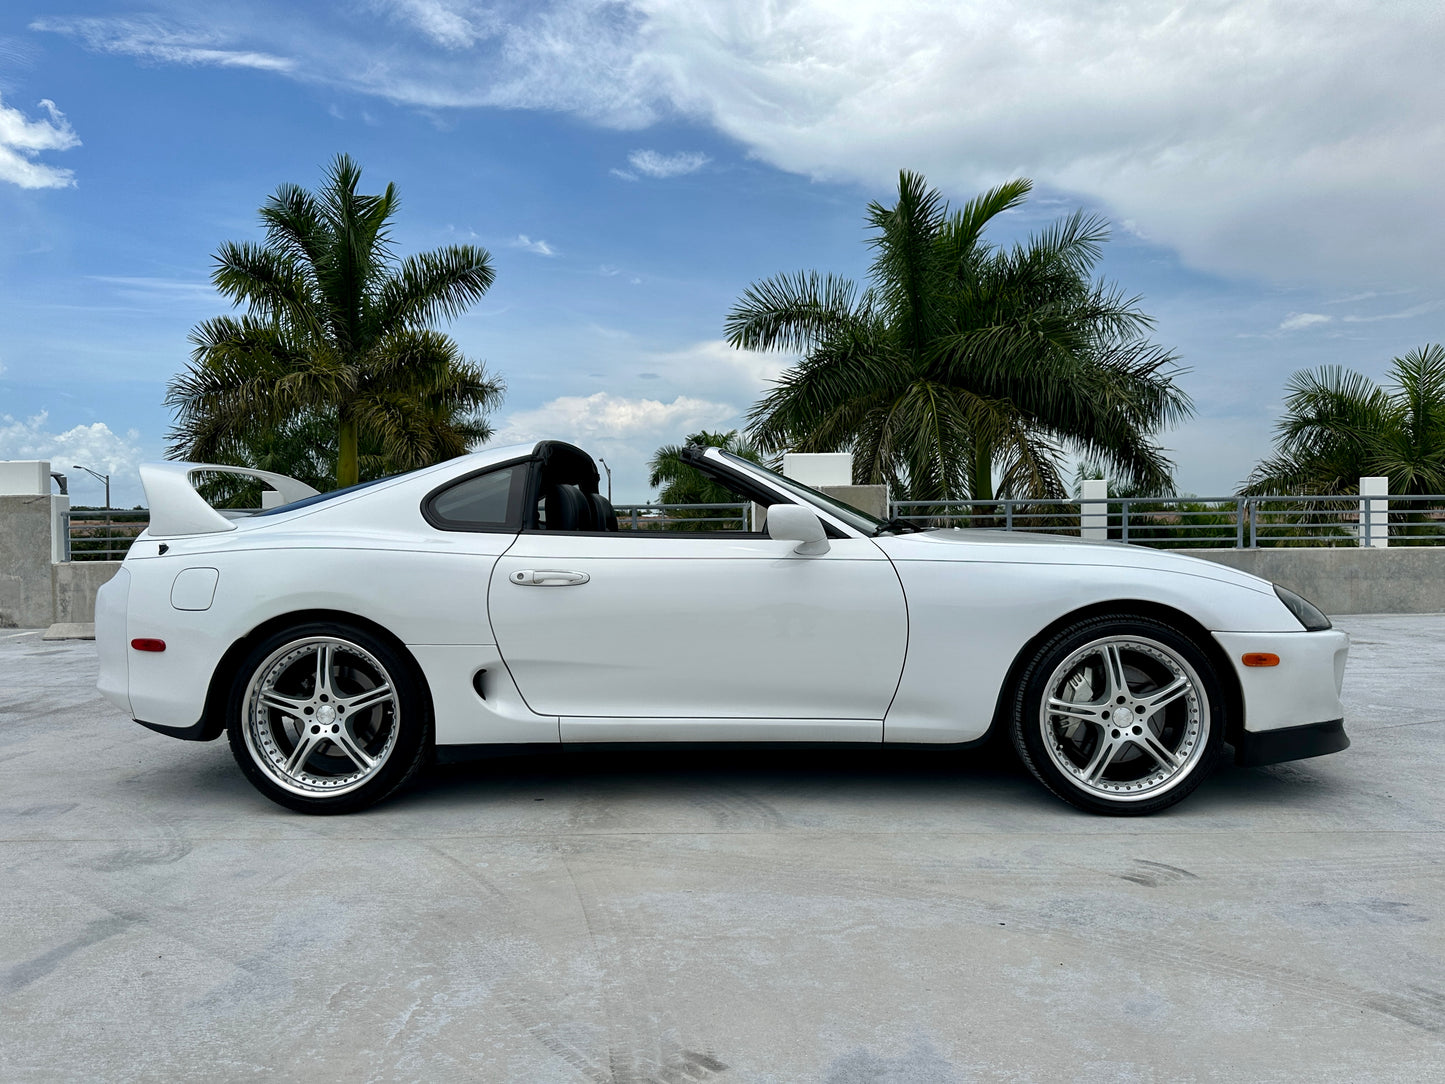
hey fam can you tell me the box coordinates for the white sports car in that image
[95,441,1350,816]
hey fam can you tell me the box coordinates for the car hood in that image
[872,528,1276,596]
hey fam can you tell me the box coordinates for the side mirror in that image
[766,504,830,555]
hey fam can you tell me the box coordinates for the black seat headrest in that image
[589,493,619,532]
[543,485,593,531]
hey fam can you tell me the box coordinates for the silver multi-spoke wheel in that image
[241,636,402,798]
[1040,635,1209,802]
[1012,616,1225,815]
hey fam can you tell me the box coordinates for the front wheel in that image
[1010,615,1225,815]
[226,623,431,814]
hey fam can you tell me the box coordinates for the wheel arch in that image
[987,598,1244,747]
[199,608,436,743]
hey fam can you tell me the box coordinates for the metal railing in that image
[891,498,1085,536]
[891,493,1445,548]
[64,494,1445,553]
[611,502,751,531]
[67,509,150,560]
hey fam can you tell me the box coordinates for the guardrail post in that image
[1360,476,1388,548]
[1005,501,1013,532]
[1235,497,1245,549]
[1080,479,1107,540]
[1249,498,1258,548]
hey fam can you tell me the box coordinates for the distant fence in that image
[67,509,150,560]
[68,492,1445,557]
[891,492,1438,549]
[611,503,751,531]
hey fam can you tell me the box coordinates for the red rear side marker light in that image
[130,638,167,652]
[1242,652,1280,667]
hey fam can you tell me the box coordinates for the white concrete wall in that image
[782,453,853,487]
[0,460,52,496]
[1175,547,1445,615]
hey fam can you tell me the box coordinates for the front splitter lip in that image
[1234,718,1349,767]
[133,715,219,742]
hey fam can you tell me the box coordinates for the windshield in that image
[717,450,888,535]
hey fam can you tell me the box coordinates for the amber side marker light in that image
[1242,652,1280,667]
[130,638,166,652]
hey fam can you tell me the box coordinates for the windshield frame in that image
[715,450,887,535]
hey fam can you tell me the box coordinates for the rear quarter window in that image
[423,463,530,532]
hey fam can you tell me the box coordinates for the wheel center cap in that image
[316,704,337,725]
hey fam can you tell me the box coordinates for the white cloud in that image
[379,1,502,50]
[647,338,788,398]
[0,94,79,189]
[88,276,224,306]
[43,3,1445,289]
[31,15,294,72]
[1278,313,1332,332]
[624,149,709,179]
[1341,300,1443,323]
[495,391,732,446]
[486,338,786,498]
[509,234,556,256]
[0,412,146,505]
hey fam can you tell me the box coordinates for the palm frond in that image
[724,271,866,354]
[375,246,497,333]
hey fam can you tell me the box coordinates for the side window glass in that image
[425,465,528,531]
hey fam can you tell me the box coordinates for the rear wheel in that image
[1010,614,1225,815]
[226,623,430,814]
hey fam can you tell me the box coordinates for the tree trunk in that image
[971,438,995,502]
[970,437,997,527]
[337,412,359,489]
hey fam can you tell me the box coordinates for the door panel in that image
[488,533,907,728]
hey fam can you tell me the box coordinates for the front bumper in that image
[1233,718,1349,767]
[1212,628,1349,733]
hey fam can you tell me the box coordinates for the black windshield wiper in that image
[872,516,922,536]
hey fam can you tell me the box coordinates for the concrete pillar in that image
[51,495,71,563]
[0,494,61,627]
[1360,476,1388,548]
[0,460,53,496]
[1081,478,1108,541]
[781,452,853,487]
[779,451,889,523]
[819,485,889,521]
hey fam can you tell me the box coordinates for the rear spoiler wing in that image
[138,462,321,537]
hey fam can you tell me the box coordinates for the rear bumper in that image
[1234,718,1349,767]
[94,568,132,716]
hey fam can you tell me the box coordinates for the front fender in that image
[881,555,1298,743]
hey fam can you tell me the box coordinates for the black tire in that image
[226,622,431,814]
[1010,614,1225,816]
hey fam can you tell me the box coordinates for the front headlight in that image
[1274,584,1331,631]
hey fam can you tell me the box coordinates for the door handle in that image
[510,569,590,586]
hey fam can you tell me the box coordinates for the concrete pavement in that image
[1,616,1442,1082]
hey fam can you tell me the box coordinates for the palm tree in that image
[728,172,1191,502]
[1245,344,1445,495]
[648,430,764,530]
[167,154,503,489]
[648,429,766,503]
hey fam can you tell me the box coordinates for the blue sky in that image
[1,1,1442,508]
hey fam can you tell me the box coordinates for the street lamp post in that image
[72,464,110,509]
[598,458,613,501]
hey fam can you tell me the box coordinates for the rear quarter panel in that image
[122,523,514,730]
